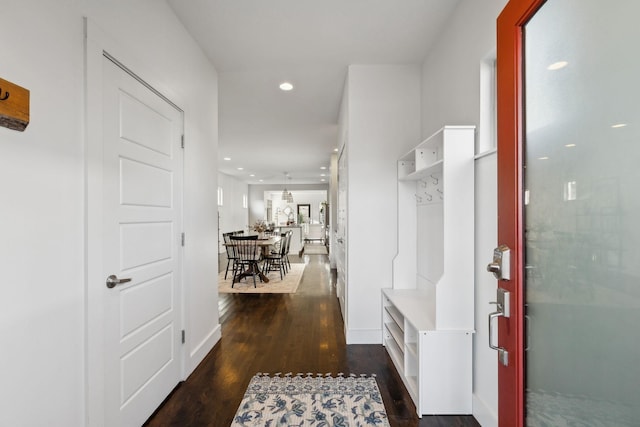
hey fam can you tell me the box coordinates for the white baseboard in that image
[186,323,221,376]
[345,328,382,344]
[473,394,498,427]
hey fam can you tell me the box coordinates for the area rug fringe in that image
[245,372,381,395]
[254,372,378,378]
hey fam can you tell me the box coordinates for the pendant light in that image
[281,172,294,202]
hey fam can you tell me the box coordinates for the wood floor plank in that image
[144,254,481,427]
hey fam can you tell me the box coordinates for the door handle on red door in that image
[488,288,510,366]
[486,244,511,280]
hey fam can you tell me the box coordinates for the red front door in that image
[496,1,545,425]
[497,1,640,426]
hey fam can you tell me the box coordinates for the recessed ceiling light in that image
[223,157,231,161]
[279,82,294,91]
[538,156,550,160]
[565,143,576,147]
[320,166,327,170]
[249,174,255,177]
[320,179,326,182]
[547,61,568,70]
[259,179,263,182]
[237,167,244,171]
[333,148,339,152]
[611,123,627,128]
[320,174,326,177]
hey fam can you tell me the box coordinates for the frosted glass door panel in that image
[524,1,640,425]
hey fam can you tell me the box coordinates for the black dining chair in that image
[262,233,288,280]
[283,230,293,271]
[222,232,239,280]
[229,235,260,287]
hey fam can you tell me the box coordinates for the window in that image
[217,187,224,206]
[242,194,248,209]
[479,51,497,154]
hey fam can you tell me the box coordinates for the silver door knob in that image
[106,274,132,289]
[486,262,501,275]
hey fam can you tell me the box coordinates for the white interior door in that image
[102,56,183,426]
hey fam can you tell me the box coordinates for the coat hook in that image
[430,174,438,184]
[0,89,9,101]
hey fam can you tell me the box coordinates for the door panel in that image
[120,158,173,207]
[102,56,183,426]
[497,1,640,425]
[120,274,173,337]
[120,91,174,155]
[120,222,173,269]
[523,1,640,425]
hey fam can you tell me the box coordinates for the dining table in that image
[225,234,282,283]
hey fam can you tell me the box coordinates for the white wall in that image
[218,173,249,251]
[0,3,84,426]
[0,1,219,426]
[420,0,508,425]
[345,65,422,343]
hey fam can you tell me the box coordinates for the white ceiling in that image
[167,0,460,184]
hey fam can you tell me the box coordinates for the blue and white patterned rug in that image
[232,373,390,426]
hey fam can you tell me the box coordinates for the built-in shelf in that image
[384,305,405,331]
[384,337,404,370]
[382,289,473,416]
[385,125,475,417]
[406,342,418,359]
[385,322,404,349]
[398,159,443,182]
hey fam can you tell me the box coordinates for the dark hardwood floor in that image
[144,251,480,427]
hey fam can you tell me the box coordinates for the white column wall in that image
[0,3,84,426]
[345,65,421,343]
[0,1,220,426]
[420,0,508,425]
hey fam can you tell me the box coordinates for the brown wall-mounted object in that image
[0,77,30,132]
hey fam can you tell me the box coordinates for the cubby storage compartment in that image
[398,128,444,181]
[382,299,404,370]
[382,289,473,416]
[385,126,475,417]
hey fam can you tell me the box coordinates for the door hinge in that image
[181,329,186,344]
[181,232,185,246]
[181,134,185,149]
